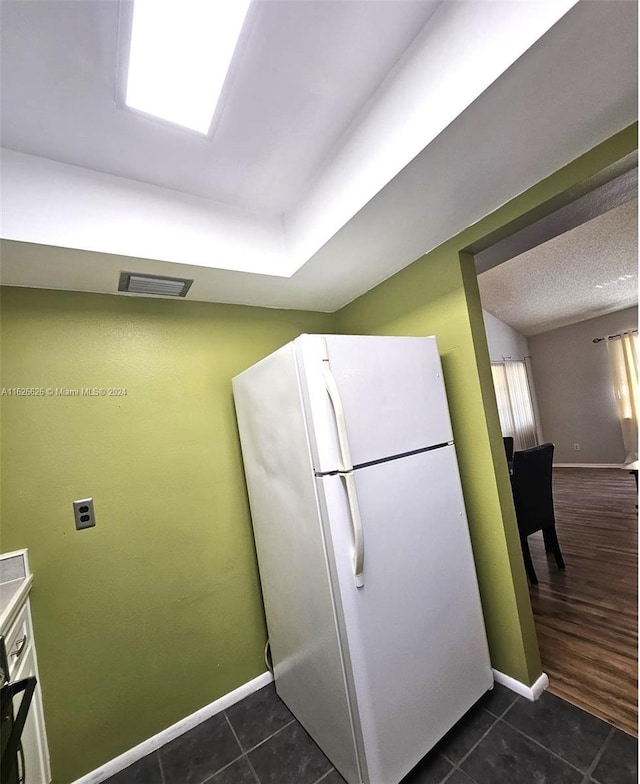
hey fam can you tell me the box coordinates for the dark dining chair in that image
[510,442,565,585]
[503,436,514,464]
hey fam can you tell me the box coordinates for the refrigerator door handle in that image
[339,470,365,588]
[320,339,364,587]
[320,341,353,473]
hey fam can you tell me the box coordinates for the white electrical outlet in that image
[73,498,96,529]
[573,443,580,451]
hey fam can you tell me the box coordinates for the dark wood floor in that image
[527,467,638,736]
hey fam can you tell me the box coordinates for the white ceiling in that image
[0,0,637,313]
[478,198,639,336]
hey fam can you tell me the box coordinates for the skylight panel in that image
[125,0,251,134]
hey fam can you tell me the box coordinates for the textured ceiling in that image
[477,198,638,336]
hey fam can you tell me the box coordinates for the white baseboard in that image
[492,669,549,702]
[554,463,624,469]
[71,671,274,784]
[71,666,547,783]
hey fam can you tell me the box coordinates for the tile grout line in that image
[198,712,300,784]
[154,711,252,784]
[310,768,339,784]
[199,753,247,784]
[441,698,520,782]
[440,709,503,771]
[242,717,299,754]
[500,713,613,778]
[194,714,249,784]
[244,755,263,784]
[223,711,248,756]
[230,712,264,784]
[223,707,298,754]
[221,711,332,784]
[223,710,262,784]
[582,725,616,784]
[441,765,480,784]
[156,749,167,784]
[488,695,519,722]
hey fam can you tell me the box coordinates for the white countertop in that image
[0,549,33,634]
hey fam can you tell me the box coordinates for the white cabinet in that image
[1,549,50,784]
[5,601,51,784]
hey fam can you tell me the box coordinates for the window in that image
[606,331,638,464]
[491,361,538,451]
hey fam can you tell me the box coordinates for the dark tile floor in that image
[103,682,637,784]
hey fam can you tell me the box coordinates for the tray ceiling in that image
[0,0,637,313]
[0,0,442,213]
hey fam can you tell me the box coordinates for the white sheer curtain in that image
[491,361,538,451]
[606,331,638,465]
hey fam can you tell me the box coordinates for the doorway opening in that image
[470,155,638,736]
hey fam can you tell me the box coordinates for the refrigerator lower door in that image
[317,445,492,784]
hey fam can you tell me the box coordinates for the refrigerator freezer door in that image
[317,445,492,784]
[297,335,454,474]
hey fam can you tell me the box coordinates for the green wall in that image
[0,288,334,782]
[1,123,636,783]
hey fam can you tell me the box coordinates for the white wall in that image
[483,310,530,361]
[529,307,637,465]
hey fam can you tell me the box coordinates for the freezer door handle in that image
[320,340,353,473]
[320,339,364,587]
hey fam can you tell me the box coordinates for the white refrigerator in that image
[232,334,492,784]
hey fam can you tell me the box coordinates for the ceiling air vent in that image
[118,271,193,297]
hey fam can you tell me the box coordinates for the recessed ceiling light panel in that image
[125,0,251,134]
